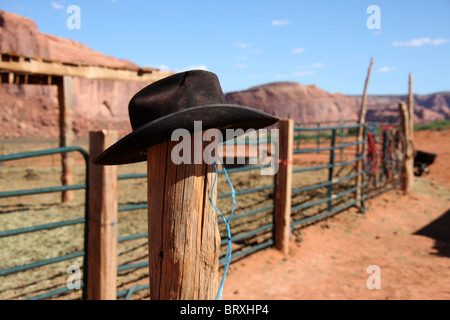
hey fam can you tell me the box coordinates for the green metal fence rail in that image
[293,120,357,151]
[0,146,89,300]
[290,123,367,229]
[115,171,149,299]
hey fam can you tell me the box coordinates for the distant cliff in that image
[226,82,450,125]
[225,82,358,124]
[0,10,156,138]
[351,93,450,124]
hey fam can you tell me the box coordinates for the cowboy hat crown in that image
[93,70,278,165]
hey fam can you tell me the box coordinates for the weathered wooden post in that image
[356,58,374,203]
[408,73,415,152]
[274,119,293,255]
[57,75,74,203]
[398,101,414,193]
[92,70,278,300]
[87,130,118,300]
[146,135,221,299]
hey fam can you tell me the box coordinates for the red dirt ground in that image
[223,129,450,300]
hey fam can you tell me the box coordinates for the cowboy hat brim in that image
[93,104,279,165]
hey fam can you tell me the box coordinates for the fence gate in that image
[290,123,367,231]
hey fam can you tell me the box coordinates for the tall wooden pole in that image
[57,75,74,203]
[87,130,118,300]
[398,102,414,193]
[356,58,374,203]
[408,73,414,150]
[274,119,293,255]
[146,134,220,300]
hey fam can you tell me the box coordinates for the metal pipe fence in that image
[290,123,367,230]
[0,120,401,300]
[0,146,89,300]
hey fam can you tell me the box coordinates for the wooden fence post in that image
[87,130,118,300]
[398,102,414,193]
[274,119,293,255]
[316,122,320,153]
[356,58,374,203]
[146,134,220,300]
[408,73,414,151]
[339,120,345,161]
[57,76,74,203]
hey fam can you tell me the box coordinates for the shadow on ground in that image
[414,209,450,258]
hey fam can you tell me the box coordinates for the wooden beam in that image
[274,119,293,255]
[57,76,74,203]
[0,52,172,83]
[87,130,119,300]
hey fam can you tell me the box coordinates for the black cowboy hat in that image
[93,70,279,165]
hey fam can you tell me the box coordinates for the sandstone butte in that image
[0,10,449,139]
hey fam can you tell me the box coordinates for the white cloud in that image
[274,74,289,79]
[310,62,324,68]
[292,47,305,54]
[293,70,315,77]
[236,55,248,61]
[378,66,397,73]
[295,63,324,70]
[233,64,248,69]
[233,42,253,49]
[51,2,64,9]
[275,69,316,79]
[392,37,449,47]
[176,65,208,72]
[272,20,290,26]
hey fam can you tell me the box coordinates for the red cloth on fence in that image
[367,132,377,176]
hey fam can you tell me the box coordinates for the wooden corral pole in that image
[146,134,220,300]
[87,130,118,300]
[57,75,74,203]
[274,119,293,255]
[398,102,414,193]
[408,73,415,150]
[355,58,374,203]
[398,75,415,194]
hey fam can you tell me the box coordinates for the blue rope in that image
[196,134,236,300]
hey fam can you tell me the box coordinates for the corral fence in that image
[0,147,89,300]
[0,119,402,300]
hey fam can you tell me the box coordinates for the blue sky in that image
[1,0,449,95]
